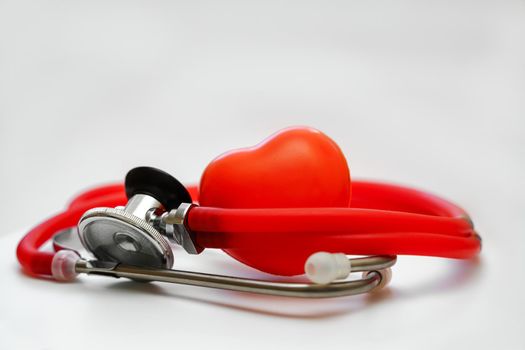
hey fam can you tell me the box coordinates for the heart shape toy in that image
[199,127,351,275]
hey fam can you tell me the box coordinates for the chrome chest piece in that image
[78,167,200,269]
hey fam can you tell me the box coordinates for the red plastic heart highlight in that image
[198,127,351,275]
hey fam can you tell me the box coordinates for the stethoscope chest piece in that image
[78,166,193,269]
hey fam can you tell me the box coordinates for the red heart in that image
[199,127,351,275]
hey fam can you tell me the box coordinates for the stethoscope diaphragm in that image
[78,207,174,269]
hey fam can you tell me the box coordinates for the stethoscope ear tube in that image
[52,248,396,298]
[74,256,396,298]
[51,227,397,297]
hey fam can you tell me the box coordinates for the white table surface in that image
[1,0,524,349]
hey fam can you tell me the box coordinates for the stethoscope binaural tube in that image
[16,180,480,279]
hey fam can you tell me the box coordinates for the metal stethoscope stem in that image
[74,255,396,298]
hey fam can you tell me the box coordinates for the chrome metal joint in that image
[162,203,203,254]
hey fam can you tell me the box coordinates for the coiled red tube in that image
[17,185,127,276]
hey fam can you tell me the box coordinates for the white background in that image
[0,0,524,349]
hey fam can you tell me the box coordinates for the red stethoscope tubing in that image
[17,181,481,277]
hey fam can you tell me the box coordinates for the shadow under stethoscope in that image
[103,279,393,319]
[96,256,481,319]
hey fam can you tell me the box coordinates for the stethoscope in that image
[17,127,481,298]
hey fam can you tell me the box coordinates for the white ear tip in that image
[305,252,351,285]
[51,250,80,282]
